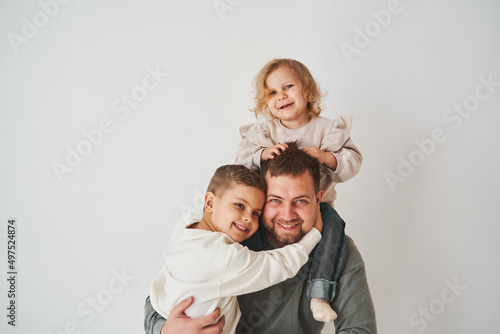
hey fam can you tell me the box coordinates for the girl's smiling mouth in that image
[280,103,293,109]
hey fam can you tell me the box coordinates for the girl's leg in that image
[307,203,347,321]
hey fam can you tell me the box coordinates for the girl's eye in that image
[269,91,276,96]
[235,203,244,209]
[285,84,293,89]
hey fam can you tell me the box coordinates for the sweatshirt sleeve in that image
[235,123,275,172]
[218,228,321,297]
[144,296,166,334]
[320,116,363,183]
[333,237,377,333]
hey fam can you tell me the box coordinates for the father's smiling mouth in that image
[274,219,302,230]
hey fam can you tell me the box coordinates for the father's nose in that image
[281,202,297,221]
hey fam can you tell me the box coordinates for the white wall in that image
[1,1,499,333]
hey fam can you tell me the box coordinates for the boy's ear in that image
[204,192,215,213]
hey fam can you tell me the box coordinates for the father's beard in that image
[267,218,307,248]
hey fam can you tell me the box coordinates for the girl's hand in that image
[261,143,289,161]
[303,146,338,170]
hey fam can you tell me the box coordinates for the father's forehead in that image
[264,171,314,189]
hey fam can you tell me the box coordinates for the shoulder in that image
[315,115,352,130]
[239,120,275,134]
[343,235,366,275]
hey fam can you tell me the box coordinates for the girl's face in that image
[265,67,310,129]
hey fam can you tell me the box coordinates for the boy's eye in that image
[235,203,244,209]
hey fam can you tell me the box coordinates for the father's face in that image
[262,170,323,248]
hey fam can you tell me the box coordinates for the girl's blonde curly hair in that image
[251,59,324,120]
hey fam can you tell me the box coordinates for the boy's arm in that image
[218,227,321,297]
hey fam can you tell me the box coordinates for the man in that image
[144,142,377,333]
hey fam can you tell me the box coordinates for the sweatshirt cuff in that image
[331,152,344,174]
[252,148,265,170]
[300,227,322,252]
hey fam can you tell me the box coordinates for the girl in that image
[235,58,363,322]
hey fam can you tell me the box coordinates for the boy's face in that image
[265,67,310,129]
[207,185,265,243]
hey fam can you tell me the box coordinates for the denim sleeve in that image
[144,296,166,334]
[333,237,377,334]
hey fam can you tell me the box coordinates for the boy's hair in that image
[260,141,320,193]
[206,164,266,196]
[251,58,324,120]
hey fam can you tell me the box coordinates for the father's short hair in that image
[206,164,266,196]
[260,141,320,193]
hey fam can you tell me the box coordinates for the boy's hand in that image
[261,143,289,161]
[303,146,338,170]
[313,206,323,233]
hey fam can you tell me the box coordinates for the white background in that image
[1,0,499,333]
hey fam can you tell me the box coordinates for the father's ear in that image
[315,189,324,205]
[204,192,216,213]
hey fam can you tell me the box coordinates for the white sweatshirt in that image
[150,211,321,334]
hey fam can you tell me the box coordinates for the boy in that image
[149,164,322,334]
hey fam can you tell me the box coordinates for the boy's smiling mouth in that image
[234,223,249,232]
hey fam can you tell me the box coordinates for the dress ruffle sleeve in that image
[320,116,363,184]
[235,123,274,172]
